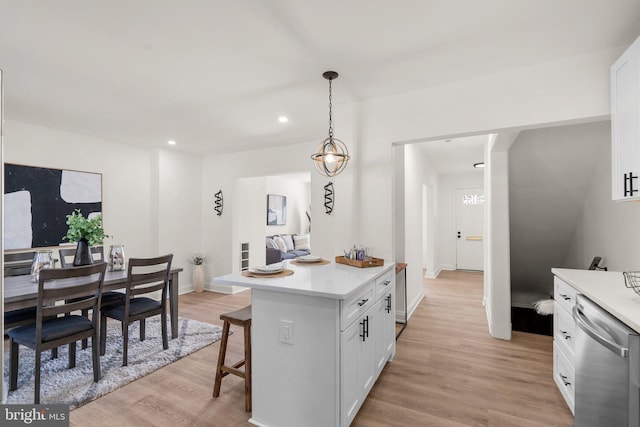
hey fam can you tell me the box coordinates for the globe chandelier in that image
[311,71,350,177]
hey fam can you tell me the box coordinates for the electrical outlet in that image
[280,320,294,345]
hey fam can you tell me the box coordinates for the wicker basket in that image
[623,271,640,296]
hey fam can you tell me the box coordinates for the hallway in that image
[353,270,573,426]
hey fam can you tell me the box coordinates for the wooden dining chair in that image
[4,251,61,359]
[8,262,107,404]
[59,245,104,267]
[100,254,173,366]
[4,251,37,277]
[4,251,38,331]
[59,246,125,349]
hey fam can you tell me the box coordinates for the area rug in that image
[3,317,224,408]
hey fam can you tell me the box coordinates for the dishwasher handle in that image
[573,304,628,358]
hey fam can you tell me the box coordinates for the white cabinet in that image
[341,305,376,426]
[553,276,577,414]
[611,35,640,201]
[375,289,396,373]
[243,265,397,427]
[340,272,395,427]
[341,316,363,426]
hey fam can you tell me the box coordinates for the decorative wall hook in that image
[324,182,334,215]
[214,190,223,216]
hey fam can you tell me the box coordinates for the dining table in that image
[4,267,183,339]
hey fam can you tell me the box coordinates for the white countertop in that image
[552,268,640,333]
[214,261,396,300]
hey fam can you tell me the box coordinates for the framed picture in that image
[267,194,287,225]
[4,163,103,250]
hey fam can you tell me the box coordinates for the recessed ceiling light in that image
[474,162,485,168]
[278,116,288,123]
[167,140,176,146]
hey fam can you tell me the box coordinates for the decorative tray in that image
[335,256,384,268]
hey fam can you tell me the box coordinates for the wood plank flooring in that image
[65,270,573,426]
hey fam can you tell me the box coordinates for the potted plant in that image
[63,209,110,266]
[188,253,206,293]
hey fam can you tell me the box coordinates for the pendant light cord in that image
[328,78,333,139]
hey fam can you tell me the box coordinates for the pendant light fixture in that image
[311,71,350,177]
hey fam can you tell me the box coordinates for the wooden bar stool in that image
[212,305,252,412]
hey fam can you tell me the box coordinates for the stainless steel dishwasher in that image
[573,294,640,426]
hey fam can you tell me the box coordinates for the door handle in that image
[457,231,461,239]
[573,305,628,358]
[559,329,571,340]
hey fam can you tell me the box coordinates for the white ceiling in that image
[1,1,639,155]
[417,135,487,175]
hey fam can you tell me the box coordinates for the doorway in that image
[455,187,484,271]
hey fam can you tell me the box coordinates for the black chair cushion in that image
[8,315,92,344]
[103,297,162,321]
[4,307,37,325]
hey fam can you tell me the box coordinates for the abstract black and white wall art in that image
[4,164,103,250]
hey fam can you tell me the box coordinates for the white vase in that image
[193,264,205,293]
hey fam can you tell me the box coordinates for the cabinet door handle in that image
[559,329,571,340]
[357,298,369,307]
[560,374,571,387]
[558,293,571,301]
[385,294,392,313]
[360,318,366,341]
[365,316,369,338]
[624,172,639,197]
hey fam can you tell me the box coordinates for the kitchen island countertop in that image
[552,268,640,333]
[214,260,395,300]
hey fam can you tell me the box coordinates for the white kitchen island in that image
[214,261,396,427]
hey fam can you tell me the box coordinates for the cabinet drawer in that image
[554,304,576,361]
[341,282,374,331]
[554,277,577,315]
[553,342,575,414]
[375,271,394,298]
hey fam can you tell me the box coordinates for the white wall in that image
[354,47,616,335]
[2,120,202,292]
[234,177,267,273]
[566,123,640,272]
[265,175,310,236]
[485,133,516,340]
[203,137,358,288]
[157,149,203,291]
[402,144,439,316]
[509,122,607,306]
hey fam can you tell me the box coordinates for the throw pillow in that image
[266,238,279,250]
[273,236,287,253]
[281,234,295,252]
[293,234,311,251]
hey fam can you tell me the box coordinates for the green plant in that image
[63,209,110,246]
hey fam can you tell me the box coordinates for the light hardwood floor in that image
[66,270,573,426]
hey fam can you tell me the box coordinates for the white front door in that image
[455,187,484,271]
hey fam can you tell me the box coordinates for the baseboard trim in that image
[424,267,441,279]
[407,287,425,321]
[208,282,250,294]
